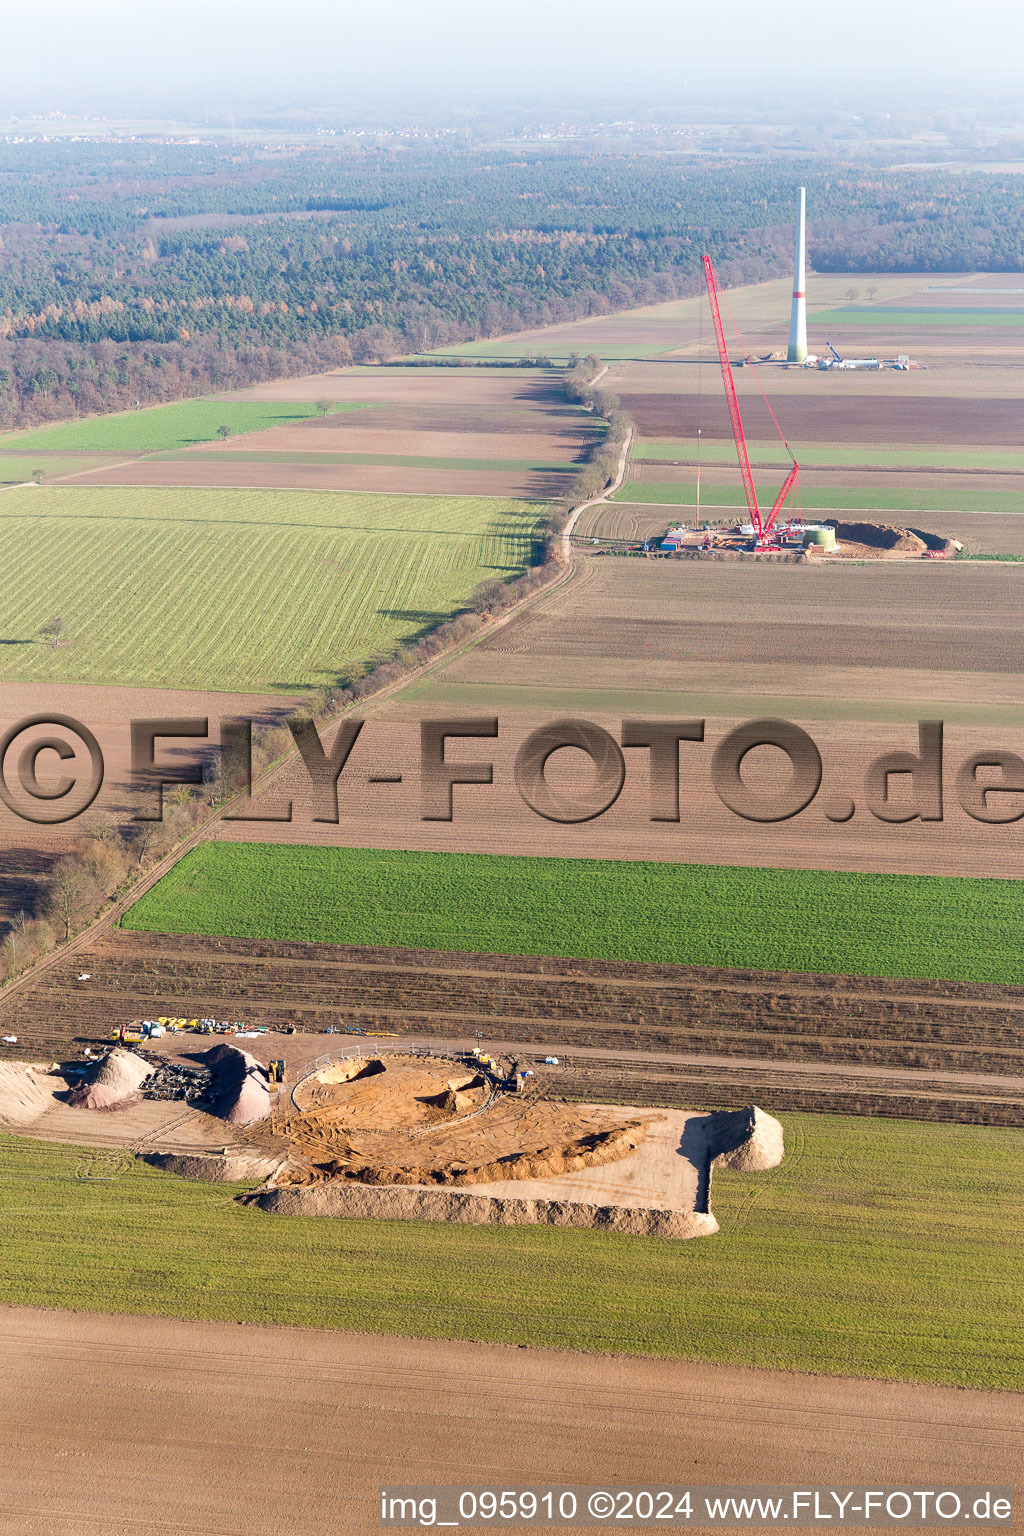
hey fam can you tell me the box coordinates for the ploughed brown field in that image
[619,391,1024,445]
[627,463,1024,496]
[6,1308,1017,1536]
[204,420,585,460]
[913,511,1024,556]
[6,929,1023,1127]
[213,366,582,407]
[66,458,567,498]
[63,369,595,497]
[192,699,1024,882]
[0,681,294,929]
[616,354,1024,400]
[474,560,1024,672]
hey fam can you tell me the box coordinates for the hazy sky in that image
[6,0,1024,112]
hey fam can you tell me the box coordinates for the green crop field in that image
[0,455,121,484]
[1,1116,1019,1389]
[0,399,360,454]
[123,843,1024,986]
[812,307,1024,327]
[0,486,539,692]
[615,480,1024,515]
[633,440,1024,471]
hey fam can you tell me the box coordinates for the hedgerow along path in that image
[123,842,1024,987]
[0,486,542,692]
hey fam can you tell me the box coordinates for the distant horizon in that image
[4,0,1024,119]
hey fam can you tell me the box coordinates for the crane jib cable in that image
[719,287,798,466]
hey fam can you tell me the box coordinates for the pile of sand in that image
[247,1182,719,1240]
[69,1049,153,1112]
[317,1058,386,1087]
[417,1075,486,1120]
[200,1044,270,1126]
[707,1106,784,1172]
[0,1062,58,1127]
[144,1150,283,1183]
[828,520,927,556]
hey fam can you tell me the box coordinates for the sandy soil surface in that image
[0,1045,740,1238]
[1,1306,1020,1536]
[462,1107,700,1208]
[280,1052,656,1188]
[0,1057,242,1152]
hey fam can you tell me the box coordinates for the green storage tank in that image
[803,526,836,550]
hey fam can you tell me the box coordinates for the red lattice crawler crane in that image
[702,254,801,549]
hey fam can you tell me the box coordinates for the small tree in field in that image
[315,399,333,418]
[844,286,860,302]
[39,615,69,649]
[865,285,878,300]
[48,860,94,942]
[216,424,232,440]
[2,910,29,977]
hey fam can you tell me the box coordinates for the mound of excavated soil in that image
[144,1151,283,1183]
[280,1121,645,1189]
[0,1061,58,1126]
[199,1044,270,1126]
[316,1058,386,1087]
[707,1106,784,1172]
[247,1183,719,1240]
[415,1075,486,1120]
[70,1049,153,1111]
[828,520,927,556]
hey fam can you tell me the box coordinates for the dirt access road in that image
[2,1307,1019,1536]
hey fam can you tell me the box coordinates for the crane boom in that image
[702,254,762,541]
[702,253,801,548]
[765,461,799,539]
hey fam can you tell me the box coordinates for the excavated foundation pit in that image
[253,1051,786,1240]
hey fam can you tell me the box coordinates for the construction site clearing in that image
[0,1035,783,1241]
[591,518,963,562]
